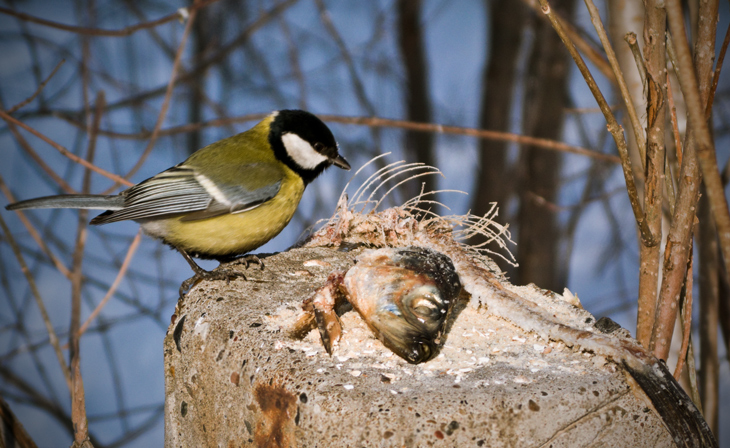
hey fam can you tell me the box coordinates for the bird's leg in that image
[178,249,247,298]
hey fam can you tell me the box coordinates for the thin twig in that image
[69,92,104,446]
[666,32,680,72]
[624,32,646,88]
[0,175,72,278]
[0,394,39,448]
[6,59,65,114]
[583,0,646,164]
[667,0,730,281]
[705,20,730,118]
[624,30,678,219]
[110,5,199,191]
[521,0,616,84]
[0,212,71,391]
[564,106,620,114]
[5,117,77,194]
[313,0,383,163]
[664,158,677,218]
[55,0,298,118]
[0,364,83,442]
[314,0,376,116]
[665,73,681,217]
[61,113,622,164]
[327,115,622,163]
[78,230,142,337]
[686,338,703,410]
[667,74,683,168]
[0,1,217,37]
[278,16,307,109]
[674,253,694,380]
[537,0,654,245]
[0,110,134,188]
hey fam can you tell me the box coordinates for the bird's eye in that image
[313,142,325,152]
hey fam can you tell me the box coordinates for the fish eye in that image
[410,296,440,319]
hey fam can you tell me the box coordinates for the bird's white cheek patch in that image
[281,132,328,169]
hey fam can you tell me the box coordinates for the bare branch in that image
[623,32,646,88]
[652,0,720,360]
[0,175,72,278]
[0,212,71,391]
[60,112,622,163]
[78,230,142,337]
[6,59,65,114]
[0,1,217,37]
[635,0,666,348]
[4,119,77,194]
[583,0,646,163]
[674,255,693,380]
[667,74,683,168]
[314,0,376,116]
[68,0,300,117]
[521,0,615,84]
[108,5,199,191]
[0,110,133,188]
[69,93,105,446]
[536,0,654,245]
[706,21,730,118]
[0,395,38,448]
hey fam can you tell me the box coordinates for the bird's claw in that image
[179,267,246,299]
[231,254,264,270]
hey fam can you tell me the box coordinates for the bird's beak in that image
[331,154,351,170]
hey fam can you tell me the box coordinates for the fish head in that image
[345,246,462,364]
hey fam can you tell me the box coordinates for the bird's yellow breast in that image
[146,169,305,258]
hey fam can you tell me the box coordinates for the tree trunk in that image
[397,0,436,203]
[471,0,526,218]
[514,0,575,291]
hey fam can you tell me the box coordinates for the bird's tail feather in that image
[5,194,124,211]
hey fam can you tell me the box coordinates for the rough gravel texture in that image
[164,246,675,447]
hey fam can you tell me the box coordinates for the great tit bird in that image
[6,109,350,295]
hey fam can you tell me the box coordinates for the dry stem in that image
[537,0,654,245]
[636,0,666,348]
[674,254,693,380]
[652,0,719,360]
[583,0,646,163]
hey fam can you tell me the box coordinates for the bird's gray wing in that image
[90,165,282,224]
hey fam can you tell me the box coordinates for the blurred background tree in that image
[0,0,728,446]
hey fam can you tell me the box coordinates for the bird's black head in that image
[269,109,350,184]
